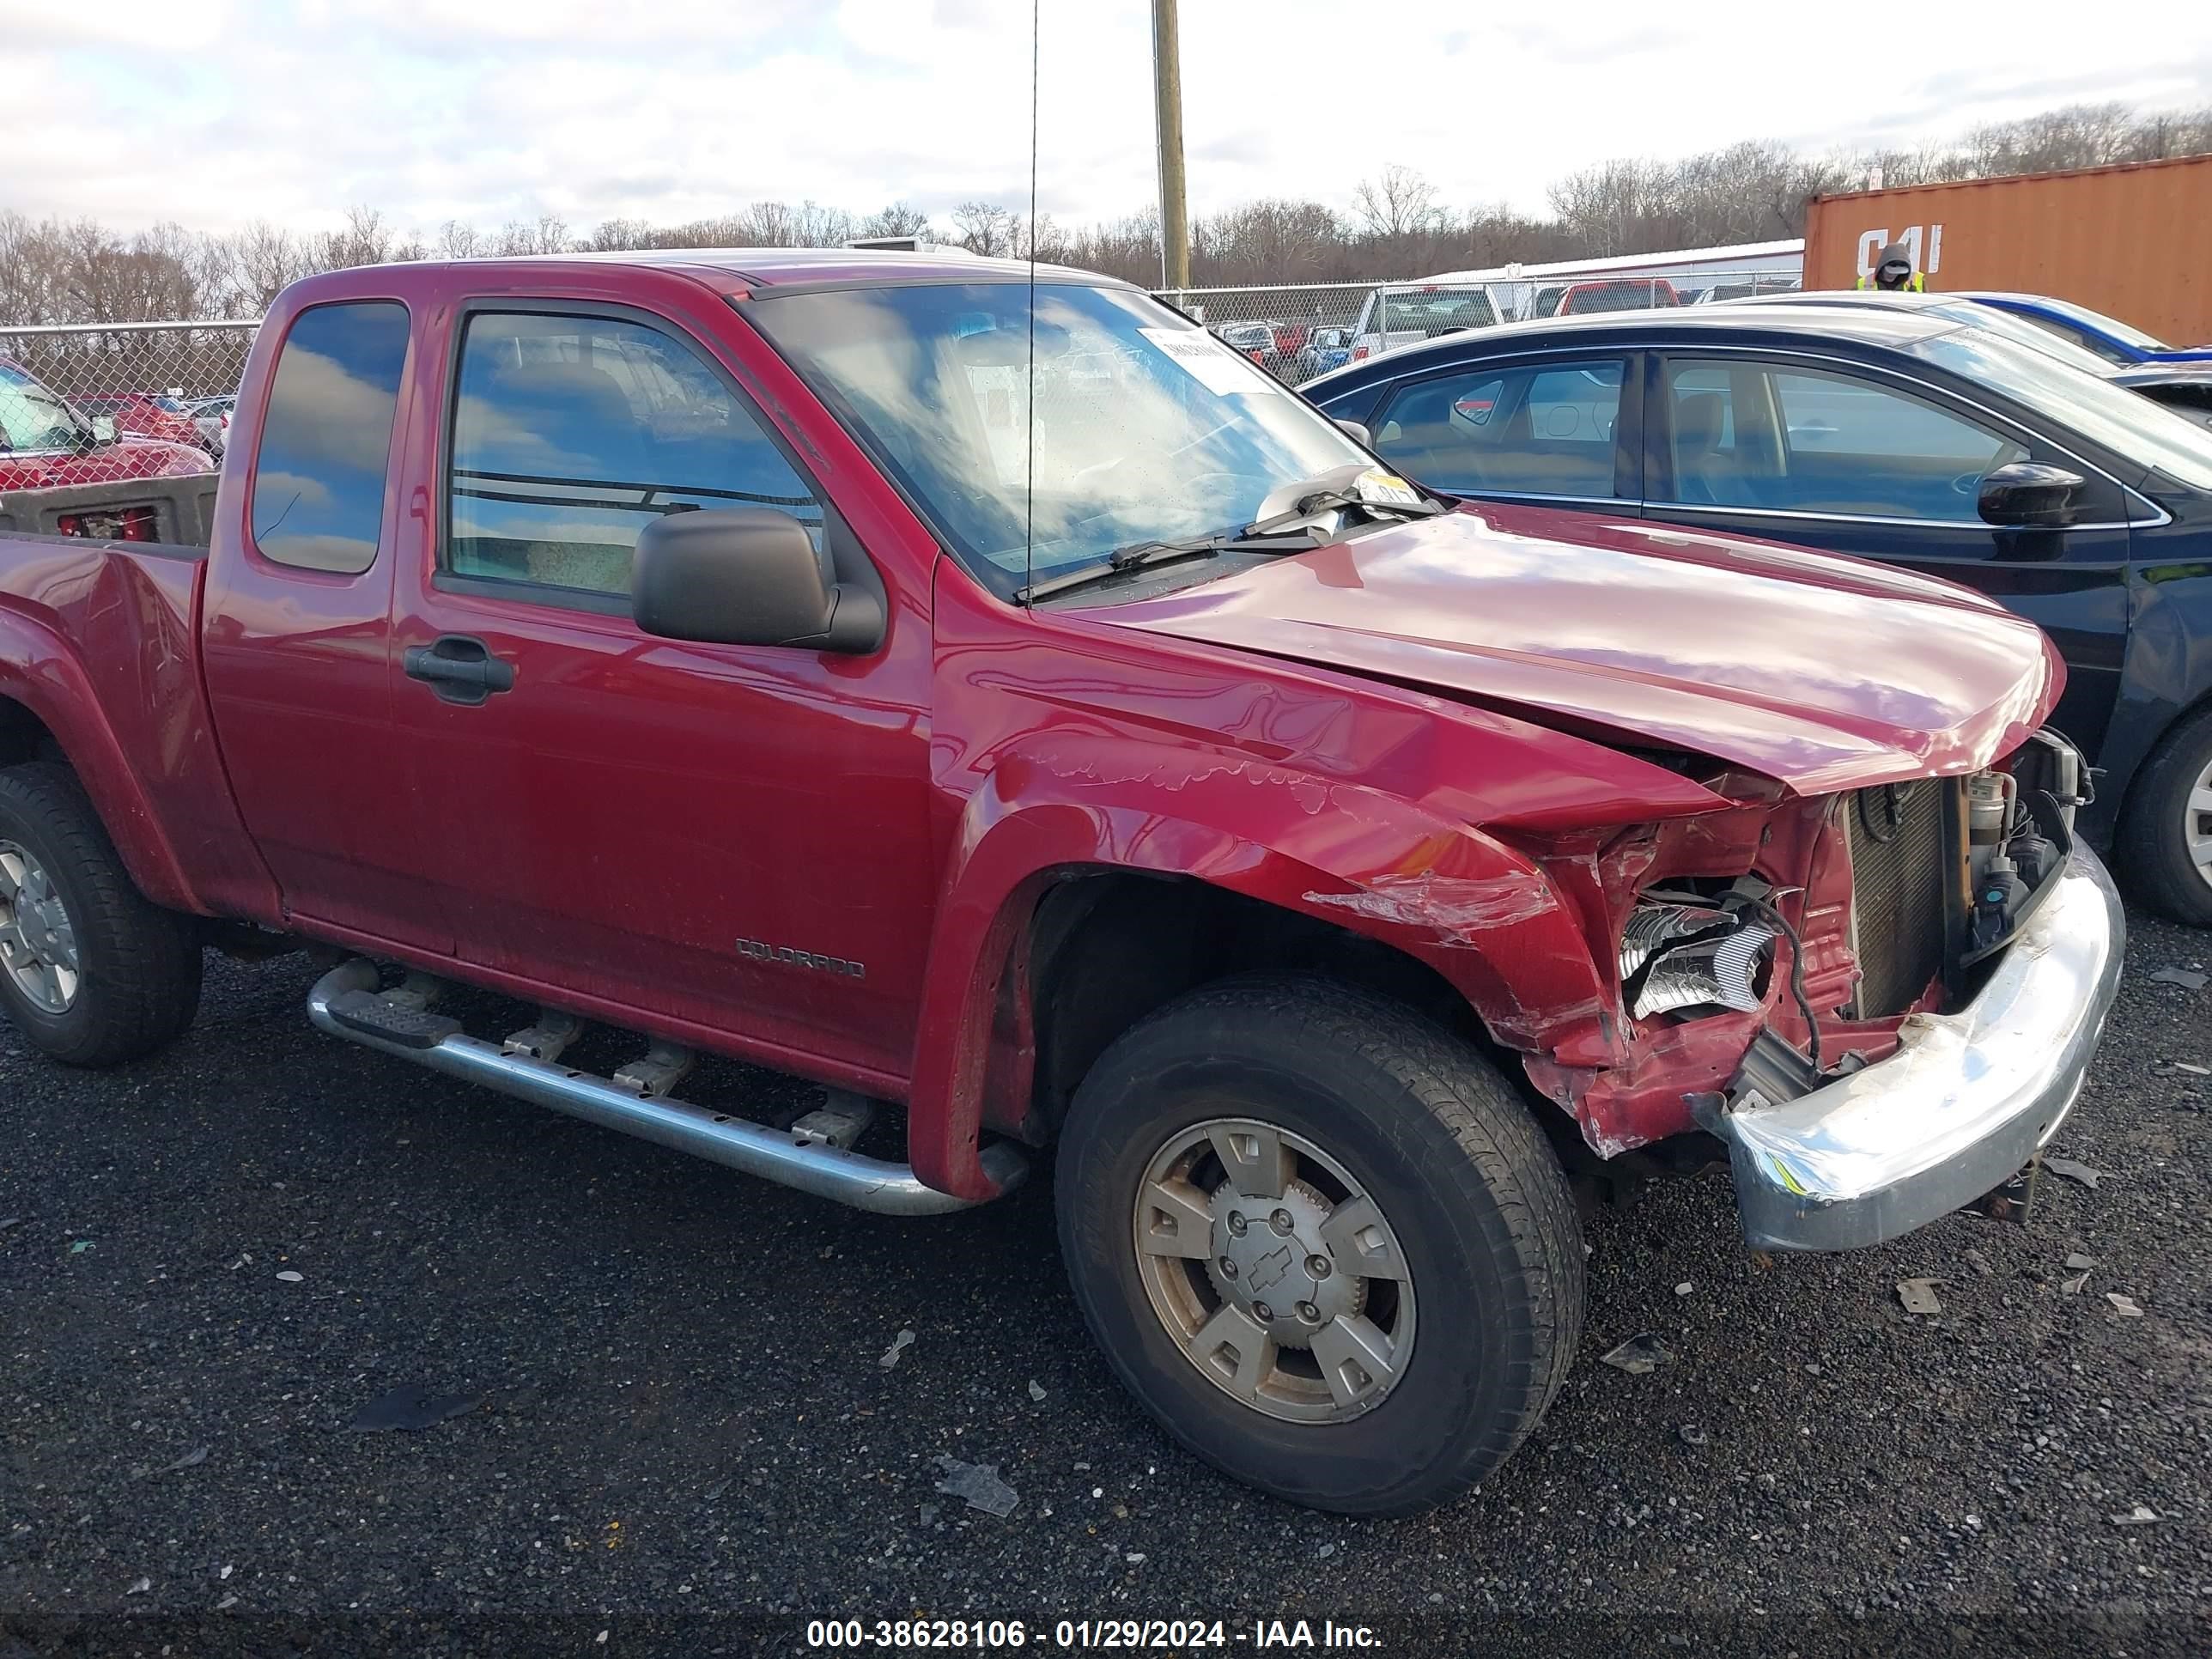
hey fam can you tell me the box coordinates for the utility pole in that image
[1152,0,1190,291]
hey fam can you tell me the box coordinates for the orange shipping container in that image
[1802,154,2212,347]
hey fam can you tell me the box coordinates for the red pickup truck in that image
[0,250,2124,1515]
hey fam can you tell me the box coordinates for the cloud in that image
[4,0,2208,240]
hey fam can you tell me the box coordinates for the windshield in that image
[745,282,1369,597]
[1913,326,2212,492]
[0,362,82,452]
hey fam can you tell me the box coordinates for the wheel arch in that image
[0,655,200,915]
[902,770,1613,1200]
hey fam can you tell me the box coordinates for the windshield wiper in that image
[1239,486,1445,538]
[1018,477,1449,605]
[1018,529,1299,603]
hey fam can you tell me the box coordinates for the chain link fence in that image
[1,321,258,463]
[1158,269,1803,385]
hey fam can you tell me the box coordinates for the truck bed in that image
[0,472,220,551]
[0,471,272,920]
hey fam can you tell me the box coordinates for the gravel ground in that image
[2,917,2207,1659]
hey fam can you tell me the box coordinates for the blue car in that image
[1957,293,2212,367]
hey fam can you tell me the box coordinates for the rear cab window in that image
[443,310,826,606]
[249,301,411,573]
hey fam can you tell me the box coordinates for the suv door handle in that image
[404,635,516,705]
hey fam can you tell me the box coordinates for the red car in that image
[0,252,2121,1516]
[74,391,212,453]
[1,359,213,495]
[1533,278,1685,317]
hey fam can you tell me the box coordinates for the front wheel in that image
[2117,705,2212,927]
[1055,977,1583,1516]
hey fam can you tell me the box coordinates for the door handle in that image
[404,635,516,705]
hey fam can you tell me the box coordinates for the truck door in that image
[199,295,455,951]
[384,294,934,1085]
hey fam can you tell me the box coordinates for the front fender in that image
[902,733,1612,1197]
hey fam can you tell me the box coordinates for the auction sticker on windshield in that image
[1139,327,1279,396]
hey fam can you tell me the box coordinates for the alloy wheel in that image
[0,840,80,1014]
[1131,1117,1416,1424]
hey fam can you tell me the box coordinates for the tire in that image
[0,762,201,1067]
[1054,975,1583,1516]
[2117,704,2212,927]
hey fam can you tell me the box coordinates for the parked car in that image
[74,392,212,453]
[1305,304,2212,924]
[1,358,215,494]
[1731,289,2124,379]
[1210,319,1281,372]
[1531,278,1683,319]
[1296,325,1353,380]
[188,393,236,456]
[0,252,2121,1516]
[1346,284,1498,363]
[1952,292,2212,367]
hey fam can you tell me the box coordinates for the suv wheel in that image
[1055,976,1583,1516]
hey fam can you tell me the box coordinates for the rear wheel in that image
[1055,976,1583,1516]
[2118,706,2212,927]
[0,763,201,1066]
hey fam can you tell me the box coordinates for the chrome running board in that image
[307,960,1025,1217]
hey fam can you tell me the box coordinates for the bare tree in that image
[858,202,933,239]
[437,219,486,258]
[952,201,1017,257]
[491,214,571,257]
[791,201,857,246]
[1352,166,1443,238]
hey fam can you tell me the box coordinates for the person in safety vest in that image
[1859,240,1926,292]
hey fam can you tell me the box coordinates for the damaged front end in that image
[1520,731,2125,1251]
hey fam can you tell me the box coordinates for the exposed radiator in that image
[1844,779,1953,1019]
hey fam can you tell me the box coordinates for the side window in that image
[447,311,823,600]
[1661,358,2026,521]
[1371,358,1626,498]
[250,301,410,574]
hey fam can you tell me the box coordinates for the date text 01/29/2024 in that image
[803,1619,1383,1649]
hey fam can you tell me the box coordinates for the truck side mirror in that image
[1334,419,1373,447]
[1978,461,2084,528]
[630,507,884,653]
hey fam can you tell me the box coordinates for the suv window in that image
[250,301,410,573]
[1371,358,1627,497]
[1660,357,2026,520]
[447,311,823,599]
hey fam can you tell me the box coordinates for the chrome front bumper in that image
[1700,845,2126,1252]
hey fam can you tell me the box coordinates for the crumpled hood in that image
[1072,502,2061,795]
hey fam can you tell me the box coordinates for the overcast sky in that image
[14,0,2212,237]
